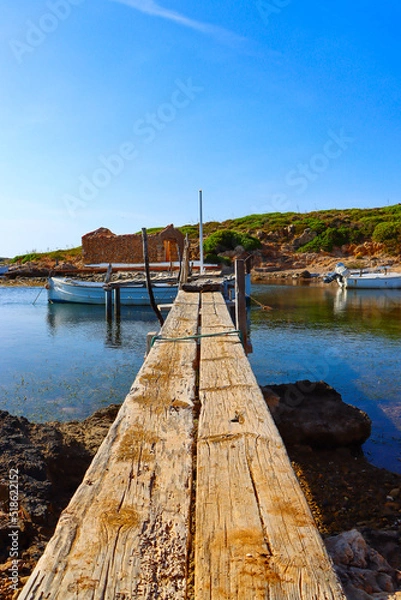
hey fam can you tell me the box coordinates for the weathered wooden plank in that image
[20,291,200,600]
[195,292,345,599]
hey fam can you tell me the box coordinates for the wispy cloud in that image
[110,0,245,45]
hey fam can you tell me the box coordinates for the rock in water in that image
[261,380,371,448]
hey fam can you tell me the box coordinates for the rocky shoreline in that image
[2,240,401,283]
[0,383,400,599]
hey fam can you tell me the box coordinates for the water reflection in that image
[251,283,401,338]
[46,303,159,348]
[47,302,158,329]
[333,287,401,318]
[249,283,401,473]
[0,288,161,422]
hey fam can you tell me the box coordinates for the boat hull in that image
[47,277,178,305]
[337,274,401,289]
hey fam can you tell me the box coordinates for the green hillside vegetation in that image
[140,205,401,263]
[9,204,401,265]
[188,204,401,258]
[10,247,82,265]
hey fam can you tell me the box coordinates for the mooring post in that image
[235,259,248,353]
[179,235,190,288]
[105,288,113,321]
[114,286,121,319]
[145,331,158,356]
[142,227,164,327]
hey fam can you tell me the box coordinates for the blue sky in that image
[1,0,400,256]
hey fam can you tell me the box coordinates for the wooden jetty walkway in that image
[20,290,345,600]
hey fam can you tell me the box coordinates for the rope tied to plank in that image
[150,329,243,348]
[249,294,273,311]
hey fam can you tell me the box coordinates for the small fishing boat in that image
[47,276,178,305]
[324,262,401,289]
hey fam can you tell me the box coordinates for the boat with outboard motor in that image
[323,262,401,289]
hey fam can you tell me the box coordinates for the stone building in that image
[82,224,185,264]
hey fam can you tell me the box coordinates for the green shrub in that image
[203,229,261,255]
[298,226,353,252]
[179,225,198,238]
[298,217,327,235]
[372,221,401,253]
[11,252,39,264]
[204,253,232,265]
[372,221,401,242]
[238,233,261,251]
[381,204,401,217]
[358,216,381,237]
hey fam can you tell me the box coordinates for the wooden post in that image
[142,228,164,327]
[199,189,204,275]
[113,286,121,319]
[235,259,248,353]
[105,287,113,321]
[145,331,158,356]
[105,263,113,283]
[179,235,190,288]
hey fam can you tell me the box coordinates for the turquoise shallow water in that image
[0,283,400,473]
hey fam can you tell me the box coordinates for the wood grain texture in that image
[20,290,346,600]
[195,292,345,599]
[19,291,200,600]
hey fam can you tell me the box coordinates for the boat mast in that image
[199,189,204,275]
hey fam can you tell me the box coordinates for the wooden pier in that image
[20,291,345,600]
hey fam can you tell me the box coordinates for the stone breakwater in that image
[0,386,400,599]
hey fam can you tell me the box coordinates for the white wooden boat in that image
[324,263,401,289]
[47,276,178,305]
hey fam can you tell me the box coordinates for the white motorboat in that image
[324,262,401,289]
[47,276,179,305]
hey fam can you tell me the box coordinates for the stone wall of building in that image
[81,225,184,264]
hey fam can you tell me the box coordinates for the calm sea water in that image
[0,286,159,422]
[248,282,401,474]
[0,283,400,473]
